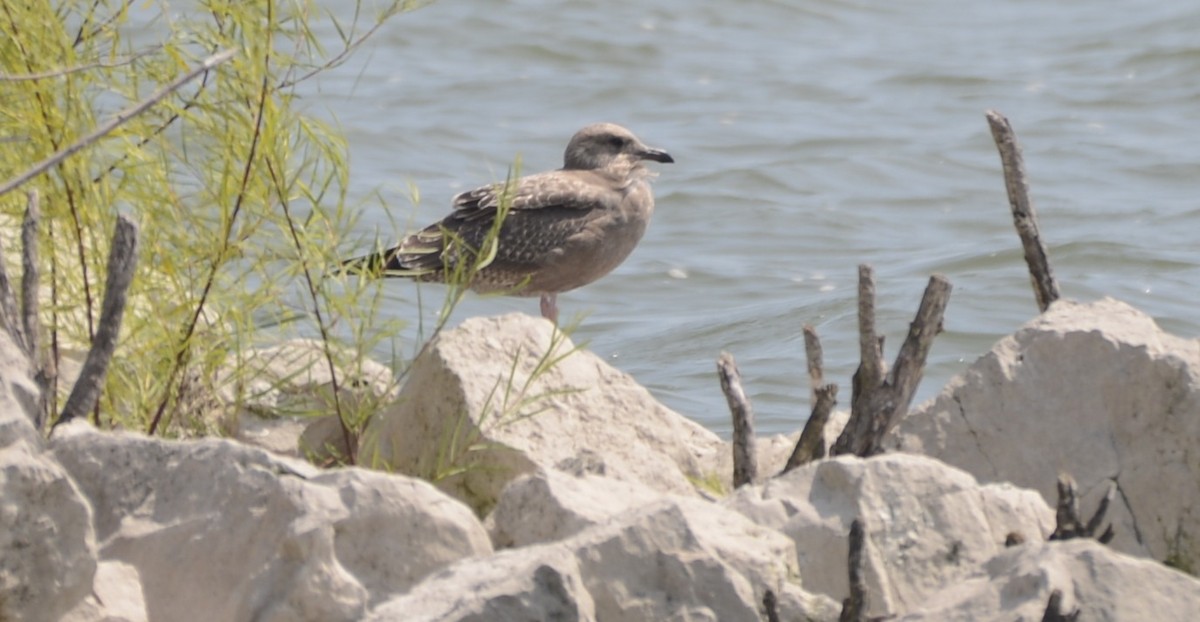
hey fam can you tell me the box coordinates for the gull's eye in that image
[607,135,625,149]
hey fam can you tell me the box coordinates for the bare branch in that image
[1050,474,1116,542]
[804,324,824,393]
[0,47,158,82]
[21,190,40,359]
[839,518,868,622]
[718,351,757,487]
[55,216,139,427]
[1041,589,1080,622]
[834,274,952,457]
[0,232,21,347]
[782,383,837,475]
[986,110,1060,312]
[855,265,884,389]
[0,48,237,198]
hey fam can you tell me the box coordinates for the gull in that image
[340,123,673,323]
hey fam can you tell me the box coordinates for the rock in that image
[372,496,839,622]
[724,453,1053,619]
[207,339,396,446]
[50,424,491,622]
[365,544,595,622]
[1,438,99,622]
[360,313,727,514]
[232,339,396,418]
[488,468,669,548]
[299,413,355,464]
[886,298,1200,565]
[899,539,1200,621]
[0,322,106,622]
[237,412,310,457]
[63,561,149,622]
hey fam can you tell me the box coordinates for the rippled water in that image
[305,0,1200,436]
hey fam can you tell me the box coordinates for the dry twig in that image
[804,324,824,394]
[1049,474,1115,543]
[986,110,1060,312]
[839,519,868,622]
[56,216,139,427]
[782,383,837,474]
[1041,589,1080,622]
[718,351,757,487]
[833,268,952,457]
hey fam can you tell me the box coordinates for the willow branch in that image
[0,48,236,198]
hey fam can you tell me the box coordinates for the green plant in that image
[0,0,433,456]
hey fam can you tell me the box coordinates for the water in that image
[302,0,1200,436]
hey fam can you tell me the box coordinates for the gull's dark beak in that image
[638,147,674,164]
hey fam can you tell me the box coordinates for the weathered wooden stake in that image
[804,324,824,397]
[839,518,868,622]
[56,215,139,427]
[833,269,952,457]
[718,351,757,487]
[986,109,1060,312]
[782,383,837,475]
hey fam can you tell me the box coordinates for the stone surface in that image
[225,339,395,449]
[366,544,595,622]
[725,453,1053,619]
[63,561,149,622]
[899,539,1200,621]
[373,496,839,622]
[1,437,99,622]
[488,468,669,548]
[51,423,492,622]
[886,298,1200,564]
[0,322,106,622]
[360,313,727,513]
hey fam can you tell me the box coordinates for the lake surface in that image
[303,0,1200,436]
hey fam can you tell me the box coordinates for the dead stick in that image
[986,110,1060,312]
[835,274,952,457]
[0,233,20,345]
[718,351,757,487]
[55,216,139,427]
[855,265,884,389]
[782,383,837,474]
[1041,589,1080,622]
[881,274,952,418]
[21,190,40,359]
[839,518,868,622]
[803,324,824,394]
[1086,485,1115,540]
[0,48,237,198]
[1050,474,1083,539]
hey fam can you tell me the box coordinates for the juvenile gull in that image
[341,123,673,322]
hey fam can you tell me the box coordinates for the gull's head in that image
[562,123,674,174]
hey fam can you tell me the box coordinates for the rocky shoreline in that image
[5,297,1200,620]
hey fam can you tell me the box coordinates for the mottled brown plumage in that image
[342,123,673,321]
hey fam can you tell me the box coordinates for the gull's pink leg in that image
[539,293,559,324]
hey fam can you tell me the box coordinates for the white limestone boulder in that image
[360,313,727,514]
[50,424,491,622]
[224,339,396,456]
[1,437,99,622]
[0,322,115,622]
[886,298,1200,565]
[372,496,839,622]
[366,544,595,621]
[724,453,1053,619]
[63,561,148,622]
[899,539,1200,621]
[488,468,666,548]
